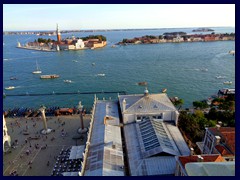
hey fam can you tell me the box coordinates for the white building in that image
[3,114,11,152]
[75,39,85,49]
[118,89,180,125]
[118,89,190,176]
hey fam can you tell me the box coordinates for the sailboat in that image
[32,61,42,74]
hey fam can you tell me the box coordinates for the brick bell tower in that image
[56,23,61,43]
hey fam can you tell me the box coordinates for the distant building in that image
[196,127,235,161]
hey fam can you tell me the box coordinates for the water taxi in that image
[5,86,15,90]
[40,74,59,79]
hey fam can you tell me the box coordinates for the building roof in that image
[119,93,177,114]
[208,127,235,155]
[178,154,225,168]
[185,162,235,176]
[82,100,124,176]
[124,120,190,176]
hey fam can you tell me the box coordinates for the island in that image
[16,24,107,52]
[192,28,214,32]
[117,32,235,45]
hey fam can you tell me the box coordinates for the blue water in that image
[3,27,235,110]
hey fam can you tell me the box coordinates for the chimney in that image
[190,148,194,156]
[215,136,221,145]
[122,98,126,112]
[216,124,221,130]
[197,155,204,162]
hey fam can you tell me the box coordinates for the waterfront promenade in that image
[3,114,91,176]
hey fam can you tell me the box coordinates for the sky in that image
[3,4,235,31]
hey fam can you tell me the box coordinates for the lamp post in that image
[39,106,52,134]
[77,101,87,134]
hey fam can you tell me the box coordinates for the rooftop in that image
[178,154,225,168]
[119,93,177,114]
[82,100,124,176]
[208,127,235,155]
[124,120,190,176]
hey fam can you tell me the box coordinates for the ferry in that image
[5,86,15,90]
[40,74,59,79]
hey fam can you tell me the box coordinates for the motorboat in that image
[216,76,226,79]
[223,81,232,85]
[162,88,167,93]
[10,77,17,80]
[63,80,72,83]
[32,61,42,74]
[92,63,95,66]
[97,74,105,77]
[228,50,235,56]
[5,86,15,90]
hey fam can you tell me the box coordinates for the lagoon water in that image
[3,27,235,110]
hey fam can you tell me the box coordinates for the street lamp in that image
[39,105,52,134]
[77,101,87,134]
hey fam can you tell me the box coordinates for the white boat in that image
[97,74,105,77]
[162,88,167,93]
[40,74,59,79]
[223,81,232,85]
[228,50,235,55]
[32,61,42,74]
[5,86,15,90]
[63,80,72,83]
[216,76,226,79]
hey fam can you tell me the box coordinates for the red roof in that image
[179,155,225,167]
[208,127,235,155]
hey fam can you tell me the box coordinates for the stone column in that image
[77,101,87,134]
[39,106,52,134]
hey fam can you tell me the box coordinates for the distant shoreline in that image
[3,27,235,35]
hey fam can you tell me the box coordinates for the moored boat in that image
[40,74,59,79]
